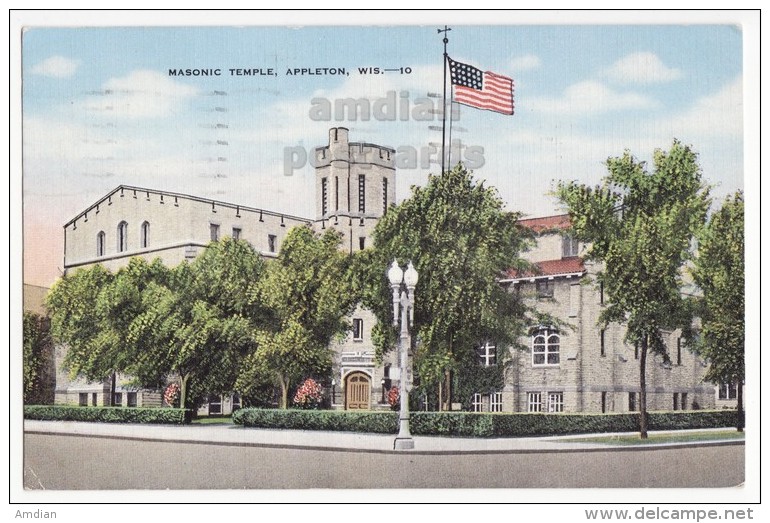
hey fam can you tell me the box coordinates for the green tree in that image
[23,311,54,404]
[363,164,531,410]
[691,191,744,430]
[237,225,358,408]
[556,140,710,438]
[126,238,264,409]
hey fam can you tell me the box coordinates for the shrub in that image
[233,408,398,433]
[292,378,323,410]
[24,405,192,424]
[163,383,180,408]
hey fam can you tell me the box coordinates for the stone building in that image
[54,127,719,413]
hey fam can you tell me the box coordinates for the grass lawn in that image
[566,430,745,446]
[191,416,233,425]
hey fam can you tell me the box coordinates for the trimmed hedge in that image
[234,408,742,437]
[24,405,192,425]
[233,408,398,433]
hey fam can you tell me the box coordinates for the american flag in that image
[447,57,514,115]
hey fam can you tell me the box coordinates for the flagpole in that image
[438,25,451,175]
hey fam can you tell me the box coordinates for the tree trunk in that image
[443,369,452,411]
[736,381,744,432]
[437,380,443,412]
[639,336,649,439]
[180,374,190,410]
[109,372,116,407]
[279,376,289,409]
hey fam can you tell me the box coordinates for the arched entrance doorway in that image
[345,372,371,410]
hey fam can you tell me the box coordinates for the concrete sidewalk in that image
[23,420,743,454]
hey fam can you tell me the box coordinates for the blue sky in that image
[21,15,748,287]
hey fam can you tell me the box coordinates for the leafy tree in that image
[556,140,710,438]
[46,264,120,403]
[23,311,54,404]
[691,191,744,429]
[126,239,264,409]
[237,225,358,408]
[363,164,531,410]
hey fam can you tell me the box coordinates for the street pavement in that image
[23,419,743,453]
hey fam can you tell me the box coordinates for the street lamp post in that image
[388,260,418,450]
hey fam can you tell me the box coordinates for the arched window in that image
[117,221,128,252]
[532,327,560,366]
[96,231,105,257]
[140,221,150,248]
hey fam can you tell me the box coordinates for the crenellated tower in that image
[314,127,396,253]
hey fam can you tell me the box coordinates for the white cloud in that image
[604,52,682,85]
[657,77,742,139]
[529,80,657,115]
[509,54,541,71]
[87,70,200,119]
[30,56,80,78]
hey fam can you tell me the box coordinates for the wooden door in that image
[345,372,371,410]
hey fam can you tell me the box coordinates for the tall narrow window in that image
[676,337,682,365]
[334,177,339,211]
[117,221,128,252]
[599,281,605,305]
[210,223,220,242]
[141,221,150,248]
[358,174,366,213]
[681,393,688,411]
[383,178,388,213]
[562,235,579,257]
[673,392,680,411]
[490,392,503,412]
[628,392,637,412]
[321,177,328,216]
[472,393,484,412]
[268,234,277,253]
[601,392,608,413]
[600,329,606,357]
[97,231,105,257]
[359,237,366,251]
[527,392,542,412]
[352,318,363,341]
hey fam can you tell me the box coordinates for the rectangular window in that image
[383,178,388,213]
[210,223,220,242]
[681,393,688,411]
[472,392,484,412]
[562,235,579,257]
[79,393,88,406]
[628,392,637,412]
[719,382,738,400]
[601,391,608,413]
[359,237,366,251]
[536,280,554,299]
[232,227,241,240]
[92,393,98,406]
[547,392,564,413]
[352,318,363,341]
[321,177,328,216]
[476,342,497,367]
[600,329,606,357]
[490,392,503,412]
[358,174,366,213]
[208,395,222,415]
[673,392,680,411]
[113,392,123,407]
[268,234,277,253]
[676,337,682,365]
[127,392,137,408]
[527,392,542,413]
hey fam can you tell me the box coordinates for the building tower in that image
[314,127,396,253]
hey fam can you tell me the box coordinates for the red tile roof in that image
[518,214,571,233]
[504,257,585,281]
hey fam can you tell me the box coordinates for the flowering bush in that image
[293,378,324,409]
[387,386,400,410]
[163,383,180,408]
